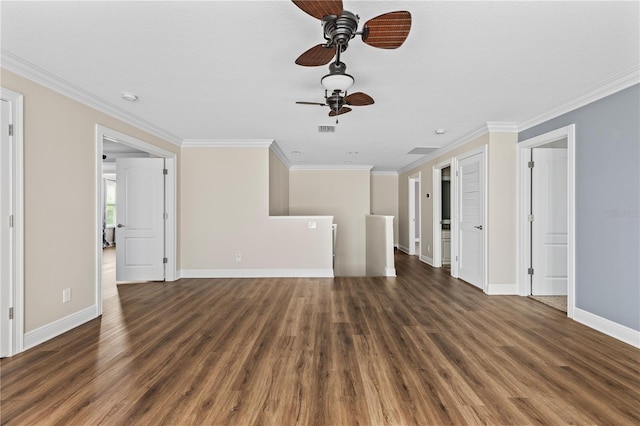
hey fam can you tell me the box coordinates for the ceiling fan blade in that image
[295,44,336,66]
[328,107,352,117]
[361,11,412,49]
[344,92,374,106]
[291,0,343,20]
[296,101,326,106]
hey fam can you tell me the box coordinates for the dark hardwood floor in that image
[1,250,638,425]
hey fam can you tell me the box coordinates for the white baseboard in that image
[398,245,411,255]
[383,267,396,277]
[180,269,334,278]
[486,283,519,295]
[24,305,98,351]
[419,254,433,266]
[573,307,640,349]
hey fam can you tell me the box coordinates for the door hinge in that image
[455,255,458,261]
[528,161,535,169]
[528,214,534,222]
[8,124,13,136]
[163,212,168,220]
[9,307,14,320]
[163,168,168,175]
[163,257,168,264]
[9,215,14,228]
[528,267,534,275]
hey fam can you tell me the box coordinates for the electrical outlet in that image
[62,288,71,303]
[235,253,241,262]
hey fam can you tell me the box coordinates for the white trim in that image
[95,126,179,314]
[432,158,453,269]
[383,267,396,277]
[0,87,25,356]
[290,165,374,171]
[269,141,291,168]
[486,122,519,133]
[573,308,640,349]
[180,269,334,278]
[182,139,273,148]
[486,283,518,295]
[1,49,182,146]
[23,305,98,351]
[519,66,640,132]
[398,245,411,255]
[397,122,506,175]
[517,124,575,318]
[419,254,434,267]
[371,171,399,176]
[269,215,334,221]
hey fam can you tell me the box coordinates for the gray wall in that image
[519,84,640,331]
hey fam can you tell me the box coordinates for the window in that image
[105,179,116,228]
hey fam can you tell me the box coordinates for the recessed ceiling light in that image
[121,92,138,102]
[291,151,302,155]
[435,129,446,135]
[348,151,358,155]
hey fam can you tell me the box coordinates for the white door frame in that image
[407,173,421,256]
[432,159,452,269]
[0,88,24,357]
[453,145,487,290]
[95,125,177,315]
[517,124,575,318]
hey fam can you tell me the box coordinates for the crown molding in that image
[397,124,489,175]
[1,49,182,146]
[371,171,399,176]
[486,121,518,133]
[518,65,640,132]
[269,141,291,168]
[290,165,374,171]
[181,139,273,148]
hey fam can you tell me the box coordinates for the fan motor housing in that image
[323,11,359,47]
[326,93,345,110]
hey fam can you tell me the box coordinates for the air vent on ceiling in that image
[407,147,438,155]
[318,125,336,133]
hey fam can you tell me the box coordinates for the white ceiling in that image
[2,1,638,171]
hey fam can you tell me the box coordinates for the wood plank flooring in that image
[1,250,639,425]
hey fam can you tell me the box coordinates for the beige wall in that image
[1,69,180,332]
[289,169,370,276]
[268,149,289,216]
[370,173,399,246]
[398,131,518,290]
[180,147,333,273]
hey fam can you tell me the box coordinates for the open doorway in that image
[95,126,177,315]
[101,138,151,298]
[432,160,453,270]
[518,125,575,317]
[407,174,421,256]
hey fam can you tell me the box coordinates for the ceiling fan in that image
[296,61,374,122]
[292,0,412,67]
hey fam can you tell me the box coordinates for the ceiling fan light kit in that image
[293,0,411,122]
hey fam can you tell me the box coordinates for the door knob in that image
[475,225,483,230]
[117,224,125,228]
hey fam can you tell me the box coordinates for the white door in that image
[1,99,12,357]
[531,148,568,295]
[458,152,485,289]
[115,158,165,281]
